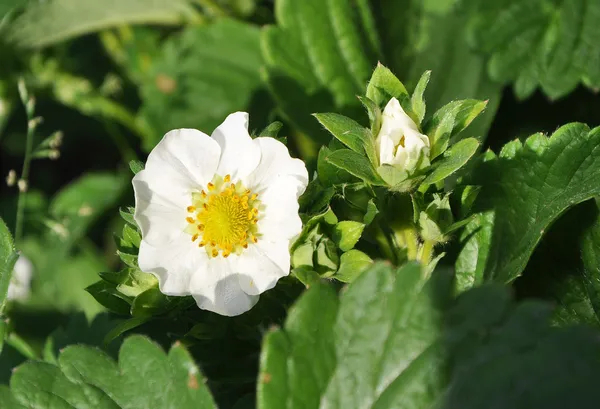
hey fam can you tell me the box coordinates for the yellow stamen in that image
[186,217,195,224]
[207,182,215,191]
[224,174,231,182]
[192,234,199,242]
[187,206,195,212]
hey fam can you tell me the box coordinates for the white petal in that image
[134,128,221,246]
[190,257,259,316]
[257,176,304,241]
[133,172,187,246]
[381,97,419,136]
[212,112,261,182]
[138,237,209,296]
[247,137,308,194]
[237,241,290,296]
[377,133,396,166]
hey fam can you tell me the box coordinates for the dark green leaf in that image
[7,0,198,48]
[457,124,600,285]
[262,0,380,144]
[85,281,132,315]
[258,121,283,138]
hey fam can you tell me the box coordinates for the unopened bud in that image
[5,170,16,186]
[49,131,63,148]
[18,179,28,192]
[28,116,43,129]
[17,79,28,103]
[49,149,60,160]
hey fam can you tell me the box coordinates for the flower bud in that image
[376,98,430,173]
[18,179,28,193]
[6,170,16,186]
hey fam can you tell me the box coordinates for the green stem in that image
[14,120,35,243]
[419,240,435,266]
[404,228,419,261]
[6,333,39,360]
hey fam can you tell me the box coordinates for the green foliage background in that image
[1,0,600,408]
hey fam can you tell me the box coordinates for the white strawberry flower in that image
[376,97,430,172]
[133,112,308,316]
[8,255,33,301]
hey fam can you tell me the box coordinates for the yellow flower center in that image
[184,174,261,258]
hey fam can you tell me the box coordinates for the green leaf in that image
[131,288,173,318]
[50,172,126,245]
[374,2,502,145]
[411,70,431,123]
[325,149,385,185]
[457,124,600,285]
[121,224,141,249]
[258,262,451,409]
[422,137,480,185]
[140,19,266,150]
[2,335,217,408]
[7,0,198,48]
[466,0,600,99]
[258,121,283,138]
[0,218,18,315]
[366,63,409,107]
[258,261,600,409]
[262,0,381,143]
[129,160,144,175]
[335,249,373,283]
[332,221,365,252]
[86,281,132,315]
[292,266,321,288]
[317,146,358,186]
[581,204,600,323]
[425,100,487,159]
[313,113,368,154]
[119,207,138,229]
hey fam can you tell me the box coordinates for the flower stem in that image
[404,228,419,260]
[419,240,435,266]
[14,117,36,243]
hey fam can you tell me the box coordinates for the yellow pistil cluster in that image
[184,174,262,258]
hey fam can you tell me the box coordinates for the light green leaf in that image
[325,149,386,185]
[335,249,373,283]
[140,19,265,150]
[0,218,18,315]
[425,100,487,159]
[422,137,480,185]
[129,160,144,175]
[332,221,365,251]
[262,0,381,143]
[466,0,600,99]
[411,70,431,123]
[457,124,600,285]
[366,63,409,107]
[313,112,368,154]
[7,0,198,48]
[2,335,217,408]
